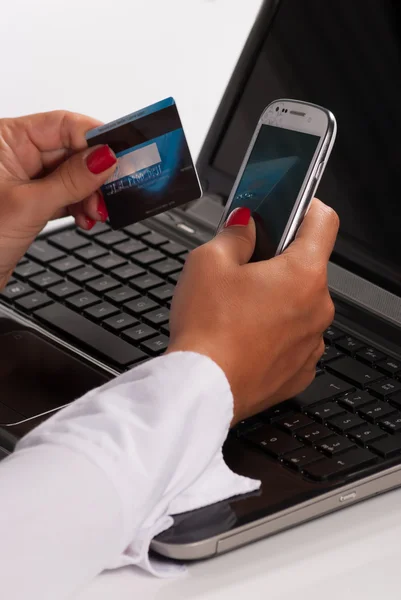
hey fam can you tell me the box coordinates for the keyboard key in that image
[124,296,158,316]
[69,266,102,284]
[390,391,401,411]
[294,373,354,406]
[327,356,383,388]
[380,414,401,434]
[304,448,376,481]
[161,323,170,335]
[142,334,169,355]
[368,435,401,458]
[104,286,139,305]
[0,282,35,301]
[48,230,89,251]
[13,260,45,280]
[26,241,65,264]
[168,272,181,283]
[15,292,52,312]
[335,336,365,355]
[93,254,127,271]
[148,283,175,302]
[130,273,164,291]
[123,323,158,342]
[177,251,189,264]
[84,302,119,321]
[150,258,182,276]
[356,347,387,366]
[35,303,147,366]
[74,243,108,262]
[327,413,365,433]
[284,447,324,471]
[358,401,396,424]
[297,424,333,444]
[275,413,314,432]
[368,379,401,399]
[96,230,128,247]
[260,404,294,424]
[124,223,150,237]
[245,426,304,457]
[87,276,120,294]
[48,281,81,299]
[103,313,138,332]
[51,257,83,274]
[77,222,110,237]
[112,264,145,282]
[142,231,169,246]
[133,249,165,266]
[143,307,170,326]
[29,271,63,289]
[307,402,346,422]
[338,391,376,413]
[348,424,388,446]
[113,239,146,256]
[235,416,265,437]
[66,292,100,310]
[377,358,401,377]
[317,435,356,456]
[162,241,188,256]
[324,325,345,344]
[320,344,344,364]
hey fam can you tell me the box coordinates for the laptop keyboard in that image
[0,222,189,369]
[1,222,401,484]
[235,325,401,483]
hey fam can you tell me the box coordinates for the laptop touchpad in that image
[0,327,110,425]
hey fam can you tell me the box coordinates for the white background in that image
[1,1,401,598]
[0,0,262,160]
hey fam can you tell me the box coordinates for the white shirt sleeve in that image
[0,351,260,600]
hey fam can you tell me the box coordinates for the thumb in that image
[212,207,255,265]
[31,145,117,214]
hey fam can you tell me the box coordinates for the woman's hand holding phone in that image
[168,199,339,425]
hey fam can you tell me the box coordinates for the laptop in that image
[1,0,401,561]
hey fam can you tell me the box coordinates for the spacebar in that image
[34,304,147,367]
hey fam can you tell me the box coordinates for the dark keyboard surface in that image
[2,224,401,485]
[235,325,401,483]
[0,222,187,368]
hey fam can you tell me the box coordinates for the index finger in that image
[285,198,340,264]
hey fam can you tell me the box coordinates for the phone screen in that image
[227,124,320,259]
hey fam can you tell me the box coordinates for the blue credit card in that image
[86,98,202,229]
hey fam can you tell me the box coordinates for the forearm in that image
[0,444,123,600]
[0,352,254,598]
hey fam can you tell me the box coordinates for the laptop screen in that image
[207,0,401,296]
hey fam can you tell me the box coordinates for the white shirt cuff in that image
[17,351,261,576]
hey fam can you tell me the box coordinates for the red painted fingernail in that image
[85,217,96,230]
[224,207,251,228]
[97,193,108,222]
[86,145,117,174]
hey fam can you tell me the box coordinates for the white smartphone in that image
[217,99,337,261]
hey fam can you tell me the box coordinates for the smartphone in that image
[217,99,337,261]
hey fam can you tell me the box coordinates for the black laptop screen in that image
[211,0,401,296]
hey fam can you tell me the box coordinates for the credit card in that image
[86,97,202,229]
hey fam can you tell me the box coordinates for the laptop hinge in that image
[184,195,225,230]
[328,262,401,330]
